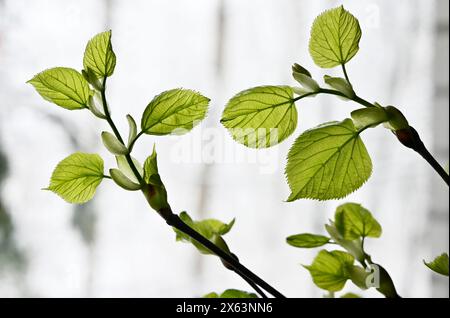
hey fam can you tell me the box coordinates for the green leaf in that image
[143,145,161,186]
[325,223,365,263]
[83,30,116,78]
[304,250,355,292]
[340,292,361,298]
[101,131,129,155]
[383,106,410,131]
[351,107,389,129]
[115,155,143,183]
[109,168,141,191]
[141,88,209,136]
[174,212,235,255]
[203,289,258,299]
[292,63,312,77]
[46,153,104,204]
[323,75,355,98]
[424,253,449,276]
[27,67,91,110]
[309,5,362,68]
[334,203,382,240]
[221,86,297,148]
[286,119,372,201]
[293,72,320,92]
[126,114,137,147]
[286,233,330,248]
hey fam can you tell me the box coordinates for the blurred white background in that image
[0,0,448,298]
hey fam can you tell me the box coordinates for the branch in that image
[100,77,285,298]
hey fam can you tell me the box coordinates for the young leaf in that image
[143,145,161,186]
[293,72,320,92]
[424,253,449,276]
[126,114,137,147]
[174,211,235,255]
[116,155,143,183]
[292,63,312,77]
[221,86,297,148]
[101,131,129,155]
[109,168,141,191]
[203,289,258,299]
[334,203,382,240]
[351,107,389,129]
[286,119,372,201]
[325,223,365,263]
[46,153,104,204]
[27,67,91,110]
[286,233,330,248]
[309,6,362,68]
[323,75,355,98]
[141,89,209,136]
[83,30,116,78]
[304,250,355,292]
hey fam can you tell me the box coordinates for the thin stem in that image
[128,130,145,152]
[341,63,351,86]
[167,212,285,298]
[99,77,285,298]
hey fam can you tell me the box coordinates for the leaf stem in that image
[341,63,351,86]
[128,130,145,152]
[100,77,285,298]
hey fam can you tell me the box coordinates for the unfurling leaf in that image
[46,153,104,204]
[286,119,372,201]
[87,94,106,119]
[334,203,382,240]
[116,155,143,183]
[83,30,116,78]
[141,89,209,136]
[383,106,410,131]
[174,211,235,255]
[221,86,297,148]
[109,168,141,191]
[309,6,362,68]
[424,253,449,276]
[101,131,129,155]
[351,107,389,129]
[203,289,258,299]
[293,72,320,92]
[126,114,137,147]
[286,233,330,248]
[143,145,160,185]
[292,63,312,77]
[324,75,355,98]
[304,250,355,292]
[28,67,91,110]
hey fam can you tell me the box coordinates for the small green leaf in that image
[126,114,137,147]
[334,203,382,240]
[143,145,160,186]
[286,119,372,201]
[115,155,143,183]
[109,168,141,191]
[351,107,389,129]
[424,253,449,276]
[141,88,209,136]
[101,131,129,155]
[383,106,410,131]
[304,250,355,292]
[324,75,355,98]
[203,289,258,299]
[221,86,297,148]
[340,292,361,298]
[286,233,330,248]
[293,72,320,92]
[325,223,365,263]
[87,94,106,119]
[83,30,116,78]
[292,63,312,77]
[174,212,235,255]
[28,67,91,110]
[309,6,362,68]
[46,153,104,204]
